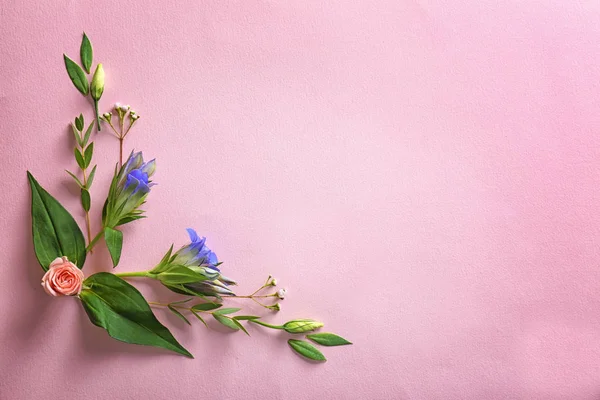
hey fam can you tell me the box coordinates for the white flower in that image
[277,288,287,300]
[120,105,129,112]
[114,102,121,110]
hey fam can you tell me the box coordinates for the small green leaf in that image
[191,303,222,311]
[212,314,240,331]
[288,339,326,362]
[306,333,352,346]
[191,310,208,328]
[150,245,174,274]
[81,188,91,212]
[27,172,86,270]
[71,124,83,147]
[74,148,85,169]
[157,266,207,285]
[233,315,260,321]
[80,273,193,358]
[168,305,191,325]
[82,121,95,147]
[63,54,89,95]
[213,308,240,315]
[75,114,84,131]
[80,33,93,74]
[170,298,193,305]
[231,319,250,335]
[66,170,83,188]
[87,165,97,188]
[83,142,94,168]
[104,227,123,267]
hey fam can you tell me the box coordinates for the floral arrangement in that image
[28,33,351,361]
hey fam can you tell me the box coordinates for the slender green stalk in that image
[115,271,153,278]
[86,230,103,252]
[249,320,283,330]
[94,100,101,132]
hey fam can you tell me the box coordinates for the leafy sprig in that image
[66,114,96,249]
[63,33,104,132]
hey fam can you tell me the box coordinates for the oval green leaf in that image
[80,33,93,74]
[104,227,123,267]
[81,188,91,212]
[306,332,352,346]
[28,171,86,270]
[83,142,94,168]
[74,148,85,169]
[288,339,326,362]
[80,273,193,358]
[213,307,240,315]
[63,54,89,95]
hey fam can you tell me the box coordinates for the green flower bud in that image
[90,63,105,101]
[283,319,324,334]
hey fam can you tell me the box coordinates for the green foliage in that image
[104,227,123,267]
[80,273,192,358]
[27,172,86,270]
[288,339,326,362]
[63,55,89,95]
[191,303,222,311]
[306,333,352,346]
[80,33,93,74]
[81,188,91,212]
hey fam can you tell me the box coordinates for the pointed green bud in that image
[90,63,105,101]
[282,319,324,334]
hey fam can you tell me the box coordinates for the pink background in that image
[2,1,600,399]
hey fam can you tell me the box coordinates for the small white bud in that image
[114,102,122,110]
[277,288,287,300]
[120,105,129,112]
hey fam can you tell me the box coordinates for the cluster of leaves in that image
[28,172,192,357]
[64,33,103,130]
[66,115,96,214]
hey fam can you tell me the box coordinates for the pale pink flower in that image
[41,257,84,296]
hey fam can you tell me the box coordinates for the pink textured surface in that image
[2,1,600,399]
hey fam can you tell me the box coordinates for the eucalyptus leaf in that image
[168,305,191,325]
[104,227,123,267]
[212,314,239,331]
[65,170,83,188]
[80,33,93,74]
[191,303,222,312]
[63,54,89,95]
[288,339,326,362]
[80,273,193,358]
[27,172,86,270]
[74,148,85,169]
[83,142,94,168]
[81,188,91,212]
[87,165,97,188]
[306,333,352,346]
[213,308,240,315]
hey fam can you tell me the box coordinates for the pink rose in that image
[41,256,84,296]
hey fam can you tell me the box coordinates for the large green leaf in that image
[80,273,193,358]
[103,227,123,267]
[27,171,86,270]
[63,54,89,95]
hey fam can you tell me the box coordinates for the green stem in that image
[249,320,284,330]
[86,230,103,253]
[115,271,153,279]
[93,99,101,132]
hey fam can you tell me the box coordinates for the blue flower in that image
[103,150,156,227]
[172,228,219,271]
